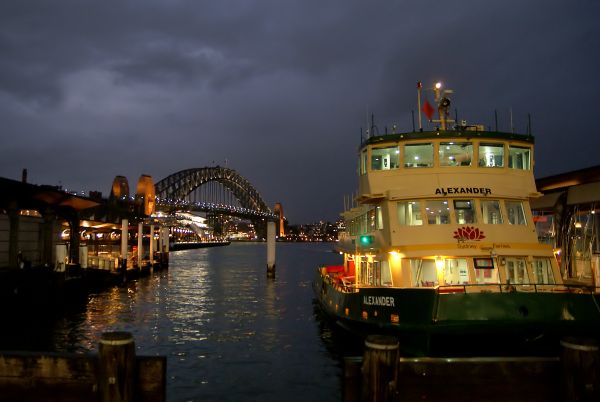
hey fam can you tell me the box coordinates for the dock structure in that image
[0,332,166,402]
[532,165,600,286]
[0,174,170,303]
[345,335,600,402]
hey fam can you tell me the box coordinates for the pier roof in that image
[0,177,99,212]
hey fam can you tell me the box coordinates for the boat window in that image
[508,146,531,170]
[533,213,555,245]
[473,258,499,284]
[360,150,367,175]
[368,209,376,231]
[404,143,433,168]
[532,258,556,284]
[359,258,368,285]
[370,261,379,285]
[481,200,503,224]
[397,201,423,226]
[478,143,505,167]
[506,201,527,225]
[441,258,469,285]
[408,259,438,287]
[504,257,529,284]
[425,200,450,224]
[439,142,473,167]
[381,260,392,286]
[371,146,400,171]
[454,200,477,224]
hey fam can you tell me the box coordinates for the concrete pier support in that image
[149,224,155,263]
[120,219,128,271]
[267,221,276,278]
[137,222,143,267]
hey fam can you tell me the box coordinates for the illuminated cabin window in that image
[404,143,433,168]
[533,213,555,245]
[442,259,469,285]
[359,258,368,285]
[360,150,368,175]
[473,258,498,284]
[508,146,531,170]
[381,260,392,286]
[408,259,438,287]
[533,258,556,284]
[425,200,450,224]
[478,143,505,167]
[397,201,423,226]
[481,200,503,224]
[504,257,529,284]
[368,207,383,230]
[454,200,476,224]
[506,201,527,225]
[371,146,400,170]
[439,142,473,167]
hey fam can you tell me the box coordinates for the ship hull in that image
[314,269,600,356]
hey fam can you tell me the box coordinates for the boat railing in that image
[435,283,600,295]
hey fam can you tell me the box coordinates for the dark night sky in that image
[1,1,599,223]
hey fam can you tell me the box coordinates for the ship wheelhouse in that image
[337,129,563,292]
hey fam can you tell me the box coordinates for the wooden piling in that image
[343,356,362,402]
[98,331,136,402]
[361,335,399,402]
[561,337,600,402]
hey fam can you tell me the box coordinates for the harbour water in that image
[3,242,352,402]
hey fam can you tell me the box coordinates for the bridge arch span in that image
[155,167,271,214]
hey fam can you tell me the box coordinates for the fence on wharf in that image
[344,334,600,402]
[0,331,166,402]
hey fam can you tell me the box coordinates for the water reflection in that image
[4,242,348,402]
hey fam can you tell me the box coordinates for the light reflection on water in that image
[48,242,345,402]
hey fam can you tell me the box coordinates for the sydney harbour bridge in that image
[154,167,277,220]
[149,166,282,239]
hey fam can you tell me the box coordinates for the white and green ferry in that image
[314,83,600,356]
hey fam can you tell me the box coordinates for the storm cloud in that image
[1,1,599,222]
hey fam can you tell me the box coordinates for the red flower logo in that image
[453,226,485,241]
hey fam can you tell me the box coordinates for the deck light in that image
[359,235,373,245]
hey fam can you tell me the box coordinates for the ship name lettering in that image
[363,296,395,307]
[435,187,492,196]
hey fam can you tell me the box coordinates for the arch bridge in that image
[155,167,277,220]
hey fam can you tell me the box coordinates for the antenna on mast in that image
[417,81,423,131]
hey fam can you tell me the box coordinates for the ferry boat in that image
[314,82,600,356]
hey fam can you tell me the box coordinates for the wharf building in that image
[0,171,170,300]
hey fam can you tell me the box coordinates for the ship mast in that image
[433,82,453,130]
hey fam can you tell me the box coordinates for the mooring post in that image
[362,335,399,402]
[98,331,136,402]
[343,356,363,402]
[267,220,276,277]
[560,337,600,402]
